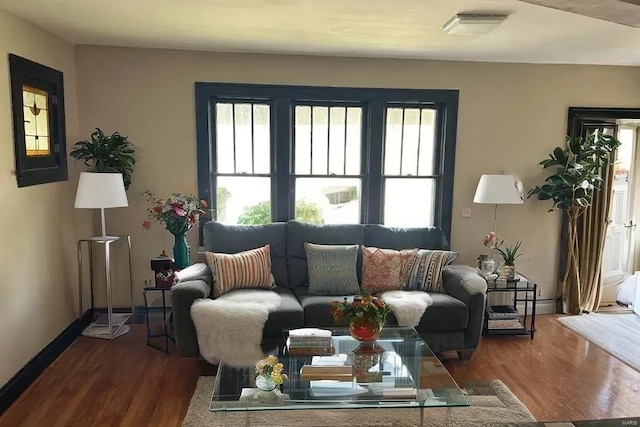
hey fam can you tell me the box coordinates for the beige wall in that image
[0,9,91,387]
[73,46,640,311]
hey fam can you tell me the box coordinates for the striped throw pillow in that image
[404,249,459,293]
[205,245,275,297]
[361,246,419,292]
[305,243,360,295]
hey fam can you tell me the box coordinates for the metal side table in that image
[143,286,175,353]
[77,236,134,340]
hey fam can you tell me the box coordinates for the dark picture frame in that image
[9,54,68,187]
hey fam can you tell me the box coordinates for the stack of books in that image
[486,305,523,329]
[287,328,334,355]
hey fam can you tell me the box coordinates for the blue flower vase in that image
[172,232,190,269]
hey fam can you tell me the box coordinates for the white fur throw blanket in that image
[380,290,433,327]
[191,289,282,367]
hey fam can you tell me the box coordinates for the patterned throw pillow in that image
[404,249,459,293]
[304,243,360,295]
[361,246,419,292]
[205,245,275,297]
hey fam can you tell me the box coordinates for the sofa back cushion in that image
[364,224,449,250]
[203,221,288,288]
[286,221,365,289]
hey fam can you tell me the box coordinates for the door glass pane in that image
[295,177,361,224]
[384,178,434,227]
[216,176,271,225]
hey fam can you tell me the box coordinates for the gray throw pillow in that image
[304,243,360,295]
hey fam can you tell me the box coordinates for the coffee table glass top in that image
[210,327,469,412]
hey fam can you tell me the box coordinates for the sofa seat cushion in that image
[262,287,305,337]
[293,287,349,327]
[403,293,468,332]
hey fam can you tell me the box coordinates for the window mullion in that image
[274,97,292,222]
[365,100,384,224]
[231,104,237,174]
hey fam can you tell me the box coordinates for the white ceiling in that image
[2,0,640,65]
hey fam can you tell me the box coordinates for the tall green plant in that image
[70,128,136,189]
[528,131,620,308]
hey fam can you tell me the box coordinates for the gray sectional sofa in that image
[171,220,487,361]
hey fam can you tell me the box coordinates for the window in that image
[9,54,68,187]
[196,83,458,240]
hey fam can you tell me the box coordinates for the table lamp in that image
[473,174,524,234]
[74,172,128,238]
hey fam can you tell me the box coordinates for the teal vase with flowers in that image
[142,190,207,269]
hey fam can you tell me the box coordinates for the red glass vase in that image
[349,316,383,343]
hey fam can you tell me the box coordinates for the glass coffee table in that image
[210,327,469,426]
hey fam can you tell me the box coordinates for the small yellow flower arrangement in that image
[255,355,286,387]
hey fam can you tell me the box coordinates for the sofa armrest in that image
[171,279,211,357]
[442,265,487,349]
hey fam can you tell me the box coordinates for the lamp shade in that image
[74,172,128,208]
[473,175,524,205]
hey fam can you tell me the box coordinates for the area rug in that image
[182,377,536,426]
[557,313,640,373]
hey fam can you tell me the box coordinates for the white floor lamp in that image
[75,172,134,340]
[473,174,524,235]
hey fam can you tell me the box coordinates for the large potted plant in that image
[528,131,620,312]
[69,128,136,189]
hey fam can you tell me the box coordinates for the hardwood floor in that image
[1,315,639,426]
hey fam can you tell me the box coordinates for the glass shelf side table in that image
[482,273,537,339]
[143,286,175,353]
[77,235,134,340]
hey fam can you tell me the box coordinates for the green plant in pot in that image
[528,131,620,313]
[494,240,523,279]
[69,128,136,189]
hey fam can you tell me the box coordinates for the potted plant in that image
[141,190,207,269]
[528,131,620,313]
[330,295,392,344]
[69,128,136,189]
[494,240,523,279]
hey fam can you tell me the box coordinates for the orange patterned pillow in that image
[361,246,419,292]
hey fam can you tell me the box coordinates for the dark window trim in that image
[195,82,458,243]
[9,54,68,187]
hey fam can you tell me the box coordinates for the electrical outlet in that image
[461,208,472,218]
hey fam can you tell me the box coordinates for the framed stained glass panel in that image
[9,54,67,187]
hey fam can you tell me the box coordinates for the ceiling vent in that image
[442,13,509,35]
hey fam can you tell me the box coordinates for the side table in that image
[77,236,134,340]
[143,286,175,353]
[482,273,537,339]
